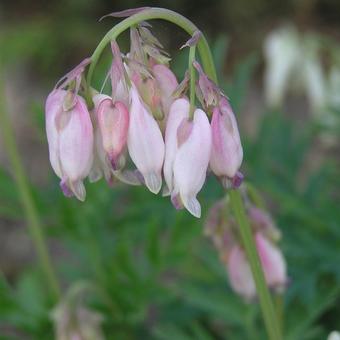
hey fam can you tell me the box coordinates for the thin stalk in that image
[188,45,196,120]
[275,294,284,336]
[0,74,60,302]
[229,189,282,340]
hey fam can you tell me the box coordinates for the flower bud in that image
[127,86,165,194]
[133,75,163,120]
[94,94,129,170]
[152,64,178,117]
[110,41,129,105]
[248,206,281,241]
[45,89,93,201]
[255,232,287,292]
[166,105,211,218]
[210,97,243,182]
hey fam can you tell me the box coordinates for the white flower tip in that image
[183,196,201,218]
[88,166,103,183]
[70,180,86,201]
[144,172,162,194]
[113,169,143,186]
[162,184,170,197]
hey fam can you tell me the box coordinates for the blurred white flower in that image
[328,331,340,340]
[264,26,301,108]
[303,37,327,116]
[264,25,328,118]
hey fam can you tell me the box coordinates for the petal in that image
[228,245,256,301]
[210,99,243,179]
[69,180,86,202]
[163,98,190,194]
[173,108,211,217]
[45,89,67,179]
[97,98,129,169]
[153,64,178,116]
[255,233,287,290]
[59,96,94,182]
[181,195,201,218]
[127,87,165,194]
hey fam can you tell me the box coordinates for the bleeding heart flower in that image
[164,100,211,218]
[227,244,257,301]
[127,86,165,194]
[45,89,93,201]
[94,94,129,171]
[255,232,287,292]
[210,97,243,186]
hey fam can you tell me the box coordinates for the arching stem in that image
[86,8,217,94]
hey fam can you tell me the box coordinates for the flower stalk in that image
[229,189,282,340]
[0,74,60,302]
[86,8,217,98]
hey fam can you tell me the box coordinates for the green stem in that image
[188,45,196,120]
[229,189,282,340]
[0,74,60,302]
[275,294,284,336]
[86,7,217,92]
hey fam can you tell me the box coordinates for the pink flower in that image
[45,89,93,201]
[227,233,287,300]
[94,94,129,170]
[255,232,287,292]
[210,97,243,183]
[228,244,256,301]
[127,86,165,194]
[164,100,211,218]
[163,98,190,195]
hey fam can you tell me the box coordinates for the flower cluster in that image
[205,197,287,301]
[45,23,243,218]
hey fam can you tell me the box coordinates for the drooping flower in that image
[255,232,287,292]
[228,244,257,301]
[94,94,129,170]
[227,232,287,301]
[88,94,113,184]
[164,100,212,217]
[163,98,190,195]
[45,89,93,201]
[210,97,243,186]
[127,86,165,194]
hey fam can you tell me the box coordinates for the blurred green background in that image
[0,0,339,339]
